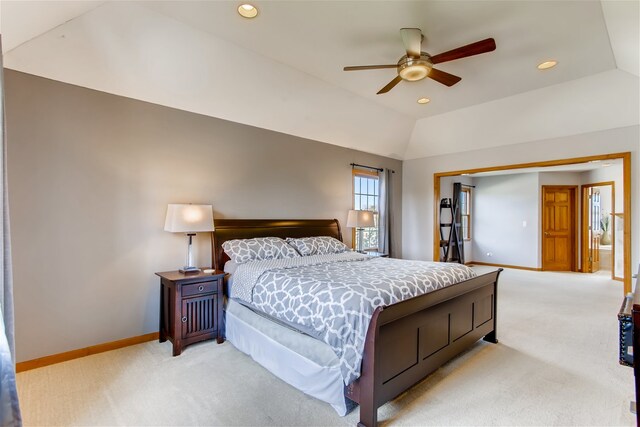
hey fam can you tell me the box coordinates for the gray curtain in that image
[378,168,392,256]
[0,35,22,426]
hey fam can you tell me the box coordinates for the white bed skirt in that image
[225,299,350,415]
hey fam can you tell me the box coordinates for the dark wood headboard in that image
[211,219,343,270]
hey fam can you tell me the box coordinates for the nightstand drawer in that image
[182,280,219,297]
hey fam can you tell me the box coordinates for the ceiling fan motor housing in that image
[397,53,433,81]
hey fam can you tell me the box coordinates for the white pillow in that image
[286,236,350,256]
[223,260,239,275]
[222,237,300,264]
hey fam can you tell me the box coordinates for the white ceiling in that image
[1,1,638,160]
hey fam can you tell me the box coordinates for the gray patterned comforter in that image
[230,253,476,385]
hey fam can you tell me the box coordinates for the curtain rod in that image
[454,182,476,188]
[350,163,395,173]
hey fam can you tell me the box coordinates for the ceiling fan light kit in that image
[343,28,496,95]
[398,55,433,81]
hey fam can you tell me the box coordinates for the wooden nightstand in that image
[156,269,225,356]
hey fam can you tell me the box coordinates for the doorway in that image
[541,186,577,271]
[581,182,614,276]
[433,152,631,293]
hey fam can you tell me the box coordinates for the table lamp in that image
[347,209,375,252]
[164,204,215,273]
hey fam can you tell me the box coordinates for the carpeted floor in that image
[16,267,635,426]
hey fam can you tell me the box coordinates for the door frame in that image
[433,151,632,293]
[541,185,578,272]
[581,181,615,277]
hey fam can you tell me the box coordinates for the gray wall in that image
[470,171,583,269]
[472,173,539,268]
[5,70,402,362]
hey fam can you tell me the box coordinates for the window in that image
[460,187,471,240]
[353,171,379,251]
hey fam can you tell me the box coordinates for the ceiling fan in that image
[343,28,496,94]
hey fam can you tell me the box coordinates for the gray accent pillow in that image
[223,237,300,264]
[286,236,350,256]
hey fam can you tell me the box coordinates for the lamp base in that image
[179,266,201,273]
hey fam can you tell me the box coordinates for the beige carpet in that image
[16,267,635,426]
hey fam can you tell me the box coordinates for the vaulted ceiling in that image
[1,1,638,160]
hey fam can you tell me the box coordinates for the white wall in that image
[472,173,539,268]
[402,125,639,282]
[582,163,624,213]
[538,172,582,186]
[594,186,613,219]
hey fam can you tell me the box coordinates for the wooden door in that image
[581,186,601,273]
[181,294,217,339]
[581,182,615,275]
[589,188,601,272]
[542,186,576,271]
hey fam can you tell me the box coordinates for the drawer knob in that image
[198,285,205,292]
[181,316,187,323]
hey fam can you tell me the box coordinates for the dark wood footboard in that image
[346,269,502,427]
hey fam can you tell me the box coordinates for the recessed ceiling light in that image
[537,60,558,70]
[461,173,471,176]
[417,97,430,104]
[238,4,258,18]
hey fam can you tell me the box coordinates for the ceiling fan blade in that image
[400,28,423,58]
[430,38,496,64]
[428,68,462,87]
[343,64,398,71]
[377,75,403,94]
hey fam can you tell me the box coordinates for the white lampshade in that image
[346,209,375,228]
[164,204,215,233]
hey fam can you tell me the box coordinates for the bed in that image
[212,219,501,426]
